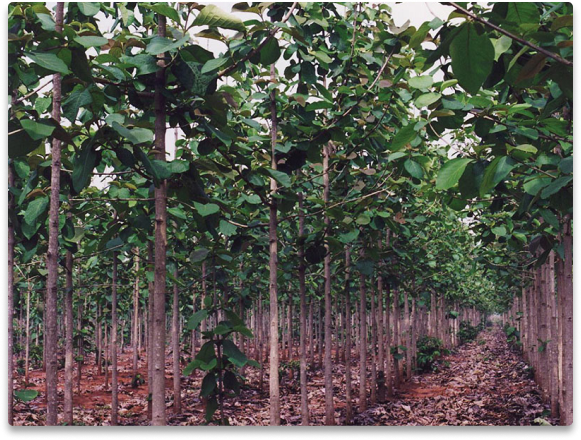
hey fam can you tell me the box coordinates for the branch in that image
[446,2,572,67]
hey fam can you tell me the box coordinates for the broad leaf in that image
[27,52,70,75]
[436,158,473,190]
[193,5,246,32]
[449,23,494,95]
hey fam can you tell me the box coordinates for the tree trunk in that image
[8,164,15,425]
[151,13,168,426]
[268,62,280,425]
[297,192,309,425]
[560,216,573,425]
[358,248,367,412]
[44,2,64,425]
[322,142,334,425]
[64,211,74,425]
[132,248,140,377]
[111,252,119,425]
[172,265,181,413]
[344,246,353,424]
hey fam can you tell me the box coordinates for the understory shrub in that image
[457,320,480,344]
[416,336,447,372]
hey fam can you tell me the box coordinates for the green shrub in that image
[458,320,479,344]
[416,336,447,372]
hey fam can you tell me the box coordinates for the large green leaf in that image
[20,119,55,141]
[62,88,93,122]
[540,176,573,199]
[222,339,247,368]
[194,202,220,217]
[78,2,100,16]
[72,141,99,194]
[408,75,433,89]
[200,372,217,397]
[112,122,154,145]
[267,169,291,187]
[26,52,71,75]
[193,5,246,32]
[259,38,281,65]
[404,159,424,179]
[14,389,38,402]
[145,35,190,55]
[449,23,494,95]
[8,121,42,158]
[186,309,208,330]
[390,123,417,151]
[435,158,473,190]
[140,3,180,22]
[23,196,49,226]
[479,156,516,196]
[73,35,109,48]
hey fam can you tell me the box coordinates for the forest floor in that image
[13,328,555,426]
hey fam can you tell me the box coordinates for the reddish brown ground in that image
[12,329,555,426]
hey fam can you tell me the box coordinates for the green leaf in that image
[205,396,218,422]
[14,389,38,402]
[62,88,93,122]
[145,35,189,55]
[78,2,100,16]
[200,57,228,74]
[190,248,210,263]
[201,372,217,397]
[408,75,433,89]
[141,3,181,22]
[194,202,220,217]
[219,220,237,236]
[186,309,208,330]
[414,92,441,108]
[523,176,551,196]
[449,23,494,95]
[479,156,516,196]
[435,158,473,190]
[112,122,154,145]
[404,159,424,179]
[193,4,246,32]
[72,141,99,194]
[223,370,241,394]
[20,119,55,141]
[222,339,247,367]
[267,169,291,187]
[27,52,71,75]
[506,3,540,26]
[558,156,573,174]
[390,123,417,151]
[491,226,507,236]
[540,176,572,199]
[167,207,187,220]
[73,35,109,48]
[259,38,281,65]
[23,196,49,226]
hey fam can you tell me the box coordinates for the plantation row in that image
[8,2,572,426]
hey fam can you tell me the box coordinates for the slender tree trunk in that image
[151,13,168,426]
[297,192,309,425]
[359,248,367,412]
[385,283,393,397]
[132,248,140,376]
[344,247,353,424]
[370,282,377,404]
[111,252,119,425]
[45,3,64,425]
[172,265,181,413]
[560,216,573,425]
[377,270,385,402]
[404,290,411,381]
[8,164,16,425]
[322,142,334,425]
[64,215,74,425]
[24,282,31,384]
[268,63,280,425]
[97,303,102,376]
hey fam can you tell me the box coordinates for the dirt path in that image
[354,329,556,426]
[13,328,554,425]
